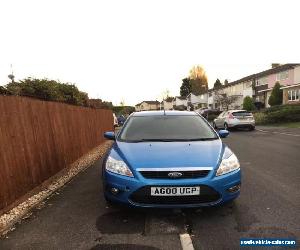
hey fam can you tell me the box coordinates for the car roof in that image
[132,110,198,116]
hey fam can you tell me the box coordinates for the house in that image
[163,97,175,110]
[186,93,207,110]
[135,101,160,111]
[280,65,300,104]
[281,83,300,104]
[254,64,300,107]
[210,63,300,110]
[173,96,187,110]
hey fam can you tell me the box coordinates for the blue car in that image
[103,111,241,208]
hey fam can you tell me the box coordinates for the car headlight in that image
[216,148,240,176]
[105,156,133,177]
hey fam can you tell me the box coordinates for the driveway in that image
[1,128,299,249]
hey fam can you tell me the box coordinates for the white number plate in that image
[150,186,200,196]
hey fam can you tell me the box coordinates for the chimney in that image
[271,63,281,68]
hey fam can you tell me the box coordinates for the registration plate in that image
[150,186,200,196]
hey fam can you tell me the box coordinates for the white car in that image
[213,110,255,131]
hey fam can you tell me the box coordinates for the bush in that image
[266,107,300,123]
[243,96,255,111]
[254,104,300,124]
[3,78,89,107]
[253,112,267,125]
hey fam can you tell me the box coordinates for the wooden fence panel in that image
[0,96,113,210]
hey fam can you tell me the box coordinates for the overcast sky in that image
[0,0,299,105]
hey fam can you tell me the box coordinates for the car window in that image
[119,115,218,142]
[232,111,253,116]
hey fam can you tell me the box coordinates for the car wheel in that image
[249,126,255,131]
[224,123,229,130]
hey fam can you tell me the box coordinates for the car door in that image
[215,112,225,127]
[218,111,228,128]
[219,112,228,128]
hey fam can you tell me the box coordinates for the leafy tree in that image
[112,106,135,115]
[189,65,208,95]
[88,99,112,109]
[214,79,222,89]
[243,96,255,111]
[180,78,191,97]
[268,82,283,106]
[214,89,239,110]
[0,85,10,95]
[224,79,229,85]
[4,78,89,106]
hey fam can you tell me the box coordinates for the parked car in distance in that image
[103,111,241,208]
[200,109,222,121]
[213,110,255,131]
[117,115,126,126]
[113,113,118,128]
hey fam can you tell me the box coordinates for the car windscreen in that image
[232,111,252,117]
[118,115,218,142]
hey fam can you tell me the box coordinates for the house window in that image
[288,89,300,101]
[276,71,289,81]
[256,77,268,86]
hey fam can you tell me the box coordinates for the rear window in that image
[232,111,252,117]
[118,115,218,142]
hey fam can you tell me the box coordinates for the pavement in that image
[0,127,299,250]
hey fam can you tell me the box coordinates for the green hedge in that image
[254,104,300,124]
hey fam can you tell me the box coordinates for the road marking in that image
[180,233,194,250]
[256,129,300,137]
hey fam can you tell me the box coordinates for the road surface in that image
[1,127,299,249]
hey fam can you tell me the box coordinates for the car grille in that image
[130,185,220,205]
[139,170,210,179]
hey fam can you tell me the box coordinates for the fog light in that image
[227,184,241,193]
[111,188,119,195]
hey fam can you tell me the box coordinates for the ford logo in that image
[168,172,183,178]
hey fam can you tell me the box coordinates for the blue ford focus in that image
[102,111,241,208]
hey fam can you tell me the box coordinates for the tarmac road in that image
[1,127,299,249]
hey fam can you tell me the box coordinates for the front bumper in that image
[103,168,241,208]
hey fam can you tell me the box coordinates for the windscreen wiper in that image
[126,138,218,142]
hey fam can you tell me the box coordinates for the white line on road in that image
[180,233,195,250]
[256,129,300,137]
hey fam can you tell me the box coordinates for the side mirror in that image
[104,131,115,140]
[218,130,229,138]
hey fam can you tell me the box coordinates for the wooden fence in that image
[0,96,113,210]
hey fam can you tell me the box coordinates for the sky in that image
[0,0,299,106]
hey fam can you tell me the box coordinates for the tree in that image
[180,78,191,97]
[189,65,208,95]
[214,79,222,89]
[224,79,229,85]
[243,96,255,111]
[0,85,10,95]
[160,89,171,101]
[268,82,283,106]
[214,89,239,110]
[4,77,89,106]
